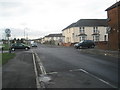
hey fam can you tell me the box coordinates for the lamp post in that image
[24,28,26,39]
[24,27,29,44]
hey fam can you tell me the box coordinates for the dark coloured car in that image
[10,43,30,51]
[74,40,95,49]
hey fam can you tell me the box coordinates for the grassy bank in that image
[1,53,16,65]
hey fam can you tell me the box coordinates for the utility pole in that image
[24,28,26,39]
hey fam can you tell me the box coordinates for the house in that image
[34,38,42,43]
[43,33,64,45]
[105,1,120,50]
[62,19,108,44]
[41,37,45,44]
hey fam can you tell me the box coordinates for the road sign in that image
[6,34,11,37]
[5,28,11,34]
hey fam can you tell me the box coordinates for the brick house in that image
[105,1,120,50]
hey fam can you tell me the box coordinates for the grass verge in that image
[2,44,9,50]
[0,53,16,65]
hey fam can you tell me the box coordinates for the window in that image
[93,27,99,33]
[93,27,98,30]
[93,35,99,41]
[80,36,86,41]
[79,27,85,33]
[104,35,107,41]
[72,33,74,36]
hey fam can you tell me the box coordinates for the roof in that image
[74,19,107,27]
[62,23,76,31]
[62,19,107,31]
[105,1,120,11]
[45,33,63,37]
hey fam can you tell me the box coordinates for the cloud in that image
[0,0,116,39]
[0,0,32,18]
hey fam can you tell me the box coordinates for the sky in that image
[0,0,117,39]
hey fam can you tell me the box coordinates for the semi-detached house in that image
[42,33,64,45]
[62,19,108,44]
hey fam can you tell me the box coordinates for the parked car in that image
[10,43,30,51]
[74,40,95,49]
[31,43,37,47]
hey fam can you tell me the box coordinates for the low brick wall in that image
[62,43,72,47]
[62,42,109,50]
[95,41,108,50]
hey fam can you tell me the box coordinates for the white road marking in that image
[69,68,117,88]
[32,52,41,88]
[35,53,47,75]
[46,72,58,75]
[31,49,117,88]
[31,49,48,88]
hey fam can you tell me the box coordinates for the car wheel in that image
[75,47,78,49]
[25,47,28,50]
[91,45,95,48]
[11,48,15,51]
[79,46,82,49]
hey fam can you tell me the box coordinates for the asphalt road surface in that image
[32,44,118,88]
[2,44,119,88]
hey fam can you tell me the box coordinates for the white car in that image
[74,43,79,47]
[31,43,37,47]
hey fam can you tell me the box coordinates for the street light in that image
[24,27,29,44]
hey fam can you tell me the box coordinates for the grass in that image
[0,53,16,65]
[2,44,10,50]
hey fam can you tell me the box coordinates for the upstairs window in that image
[79,27,85,33]
[93,27,99,33]
[93,27,98,30]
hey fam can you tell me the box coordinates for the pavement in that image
[46,44,119,58]
[78,48,119,58]
[2,50,36,88]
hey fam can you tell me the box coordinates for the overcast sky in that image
[0,0,117,39]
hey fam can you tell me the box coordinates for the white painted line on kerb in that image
[35,52,47,75]
[32,52,41,88]
[79,69,117,88]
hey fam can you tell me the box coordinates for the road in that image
[2,44,118,88]
[32,44,118,88]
